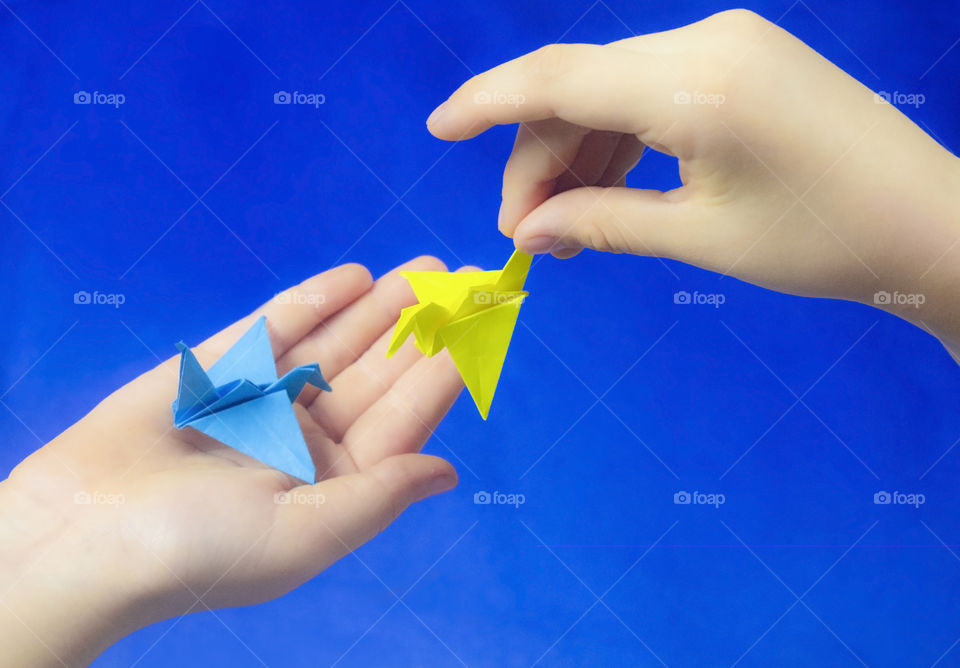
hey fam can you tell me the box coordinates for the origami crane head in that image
[172,316,330,482]
[387,250,532,419]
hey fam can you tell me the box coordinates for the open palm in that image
[3,257,464,628]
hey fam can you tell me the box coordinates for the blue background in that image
[3,1,960,665]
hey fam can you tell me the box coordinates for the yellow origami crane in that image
[387,250,532,419]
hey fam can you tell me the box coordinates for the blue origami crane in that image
[171,316,330,482]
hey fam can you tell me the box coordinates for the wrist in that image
[858,150,960,353]
[0,478,171,666]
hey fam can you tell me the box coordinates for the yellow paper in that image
[387,250,532,419]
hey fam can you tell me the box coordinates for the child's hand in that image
[427,9,960,351]
[0,257,463,667]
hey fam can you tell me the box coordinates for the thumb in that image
[513,186,703,260]
[327,453,459,544]
[271,454,458,572]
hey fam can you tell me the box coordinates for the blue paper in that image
[171,316,330,482]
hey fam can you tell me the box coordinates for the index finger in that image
[426,43,676,142]
[198,263,374,362]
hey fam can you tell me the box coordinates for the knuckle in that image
[710,8,769,34]
[386,381,422,417]
[681,10,777,113]
[355,471,406,537]
[529,43,574,82]
[502,162,524,194]
[579,219,626,254]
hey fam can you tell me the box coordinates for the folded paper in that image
[387,250,532,419]
[172,315,329,482]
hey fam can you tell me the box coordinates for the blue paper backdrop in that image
[2,1,959,666]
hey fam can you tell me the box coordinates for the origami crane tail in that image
[387,304,422,358]
[387,302,450,358]
[496,250,533,291]
[172,342,218,424]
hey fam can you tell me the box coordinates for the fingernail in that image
[519,235,562,254]
[426,472,457,496]
[426,101,448,128]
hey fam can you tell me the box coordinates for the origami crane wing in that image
[387,250,532,419]
[171,316,331,482]
[437,299,523,419]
